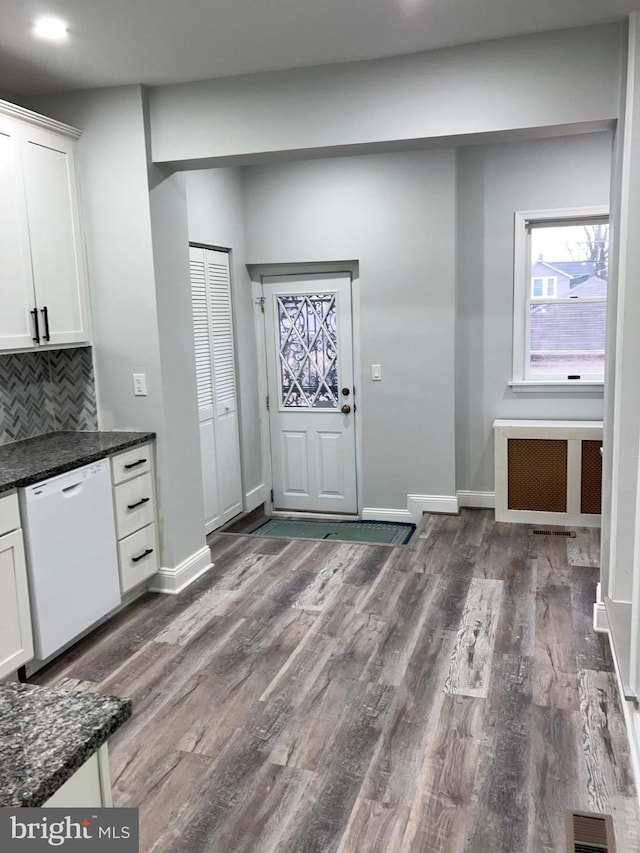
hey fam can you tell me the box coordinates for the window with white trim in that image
[513,207,609,384]
[531,276,557,299]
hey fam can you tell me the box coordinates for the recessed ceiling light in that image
[32,16,69,42]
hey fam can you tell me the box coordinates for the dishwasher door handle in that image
[61,482,83,496]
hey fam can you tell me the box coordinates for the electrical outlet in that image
[133,373,147,396]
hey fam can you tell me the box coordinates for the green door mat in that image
[249,518,415,545]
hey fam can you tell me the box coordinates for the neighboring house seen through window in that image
[531,276,557,298]
[513,207,609,385]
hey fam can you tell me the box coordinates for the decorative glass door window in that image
[277,293,339,408]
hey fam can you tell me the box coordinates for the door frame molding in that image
[248,261,362,517]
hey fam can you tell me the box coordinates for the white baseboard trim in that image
[361,507,415,523]
[593,601,609,633]
[593,583,609,633]
[608,632,640,805]
[245,482,267,514]
[407,494,459,521]
[150,545,213,595]
[362,494,459,525]
[456,490,496,509]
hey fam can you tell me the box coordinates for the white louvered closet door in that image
[189,246,242,533]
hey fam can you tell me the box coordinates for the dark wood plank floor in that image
[31,510,640,853]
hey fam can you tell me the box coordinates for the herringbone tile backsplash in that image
[0,347,98,445]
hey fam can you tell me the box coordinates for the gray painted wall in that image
[147,164,206,567]
[149,24,623,166]
[25,86,207,571]
[185,169,263,496]
[455,132,613,493]
[243,149,457,509]
[605,15,640,604]
[27,87,164,433]
[22,39,617,538]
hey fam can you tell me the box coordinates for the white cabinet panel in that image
[0,102,91,352]
[0,490,21,537]
[0,116,36,350]
[43,745,112,808]
[114,472,155,540]
[111,444,152,485]
[118,524,159,594]
[0,528,33,678]
[21,126,90,346]
[111,442,159,595]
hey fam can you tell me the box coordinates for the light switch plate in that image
[371,364,382,381]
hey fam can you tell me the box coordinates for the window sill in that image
[508,380,604,395]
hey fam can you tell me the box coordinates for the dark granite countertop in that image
[0,431,155,494]
[0,681,131,807]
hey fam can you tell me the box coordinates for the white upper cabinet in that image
[0,102,91,351]
[0,115,36,350]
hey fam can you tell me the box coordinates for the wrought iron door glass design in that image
[277,294,339,408]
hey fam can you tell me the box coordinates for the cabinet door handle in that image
[127,497,150,510]
[41,306,50,342]
[30,308,40,344]
[124,458,147,470]
[132,548,154,563]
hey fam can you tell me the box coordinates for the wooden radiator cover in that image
[581,440,603,515]
[493,420,603,527]
[507,438,568,512]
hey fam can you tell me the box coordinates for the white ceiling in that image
[1,0,639,96]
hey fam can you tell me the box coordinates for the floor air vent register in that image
[566,812,616,853]
[529,529,577,537]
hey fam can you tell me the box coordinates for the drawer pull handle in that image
[132,548,154,563]
[127,497,150,510]
[124,458,147,470]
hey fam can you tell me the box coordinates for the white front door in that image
[263,273,357,514]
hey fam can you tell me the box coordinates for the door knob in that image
[341,404,351,414]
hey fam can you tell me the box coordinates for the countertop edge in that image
[0,432,156,495]
[22,696,133,808]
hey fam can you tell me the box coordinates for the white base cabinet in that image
[43,744,113,808]
[111,444,159,594]
[0,491,33,678]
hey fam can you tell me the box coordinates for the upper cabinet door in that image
[0,116,39,350]
[20,125,91,347]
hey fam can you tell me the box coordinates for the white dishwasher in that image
[19,459,121,671]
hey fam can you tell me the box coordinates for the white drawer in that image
[0,491,20,537]
[111,444,152,485]
[118,523,158,594]
[114,473,155,540]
